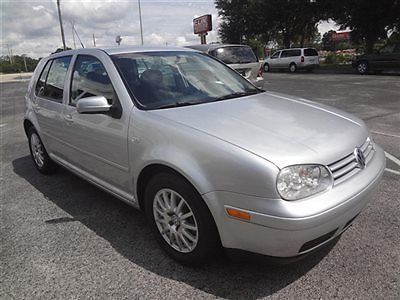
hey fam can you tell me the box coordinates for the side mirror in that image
[76,96,112,114]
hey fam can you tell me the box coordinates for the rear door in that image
[60,52,131,196]
[33,56,72,155]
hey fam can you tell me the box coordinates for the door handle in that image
[64,114,74,124]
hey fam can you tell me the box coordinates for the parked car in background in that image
[264,48,320,73]
[186,44,263,86]
[25,47,385,265]
[352,44,400,74]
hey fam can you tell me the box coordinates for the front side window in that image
[70,55,115,106]
[113,51,261,110]
[42,56,72,102]
[270,52,280,59]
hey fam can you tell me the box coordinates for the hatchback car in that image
[186,44,263,86]
[25,47,385,265]
[264,48,320,72]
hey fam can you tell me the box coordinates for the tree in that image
[215,0,324,48]
[215,0,250,44]
[0,55,40,73]
[326,0,400,53]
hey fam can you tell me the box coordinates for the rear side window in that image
[37,56,72,102]
[281,50,301,58]
[70,55,115,106]
[211,46,258,64]
[304,49,319,56]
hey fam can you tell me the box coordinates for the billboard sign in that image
[332,31,351,42]
[193,14,212,35]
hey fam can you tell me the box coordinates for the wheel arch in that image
[23,118,35,137]
[136,163,206,212]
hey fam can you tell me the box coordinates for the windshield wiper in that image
[212,90,261,102]
[154,100,204,110]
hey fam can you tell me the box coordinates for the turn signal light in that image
[226,208,251,221]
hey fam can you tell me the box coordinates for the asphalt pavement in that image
[1,73,399,299]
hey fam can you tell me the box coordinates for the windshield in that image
[112,51,261,110]
[210,46,258,64]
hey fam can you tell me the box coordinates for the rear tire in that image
[27,127,57,174]
[264,63,270,72]
[289,63,297,73]
[144,172,221,266]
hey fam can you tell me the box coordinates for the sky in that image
[1,0,339,58]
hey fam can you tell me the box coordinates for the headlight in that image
[276,165,332,201]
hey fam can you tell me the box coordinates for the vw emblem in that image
[354,147,366,169]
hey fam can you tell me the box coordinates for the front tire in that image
[144,172,221,265]
[27,127,57,174]
[264,63,270,72]
[357,61,369,74]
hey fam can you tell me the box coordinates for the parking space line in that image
[385,151,400,167]
[371,130,400,139]
[385,168,400,176]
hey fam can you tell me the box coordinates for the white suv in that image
[264,48,320,73]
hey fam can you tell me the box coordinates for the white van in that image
[264,48,320,72]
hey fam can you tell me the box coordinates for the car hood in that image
[150,92,368,168]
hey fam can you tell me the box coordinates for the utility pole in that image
[138,0,144,45]
[92,34,96,47]
[7,44,13,64]
[71,21,76,49]
[23,56,28,72]
[57,0,66,50]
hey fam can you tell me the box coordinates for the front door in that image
[60,53,131,197]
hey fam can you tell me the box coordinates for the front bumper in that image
[202,145,386,258]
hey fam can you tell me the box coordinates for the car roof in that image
[278,47,317,51]
[46,46,198,59]
[186,44,252,52]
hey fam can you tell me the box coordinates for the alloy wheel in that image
[357,62,368,74]
[30,133,45,168]
[153,188,199,253]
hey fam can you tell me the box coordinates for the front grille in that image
[328,138,374,184]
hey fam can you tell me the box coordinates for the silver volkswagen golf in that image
[24,47,385,265]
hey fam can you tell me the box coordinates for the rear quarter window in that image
[304,49,319,56]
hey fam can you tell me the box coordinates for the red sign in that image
[332,32,351,42]
[193,14,212,34]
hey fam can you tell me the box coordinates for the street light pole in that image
[57,0,66,50]
[138,0,144,45]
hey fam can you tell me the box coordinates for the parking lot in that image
[1,73,399,299]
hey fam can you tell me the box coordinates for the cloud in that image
[1,0,221,58]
